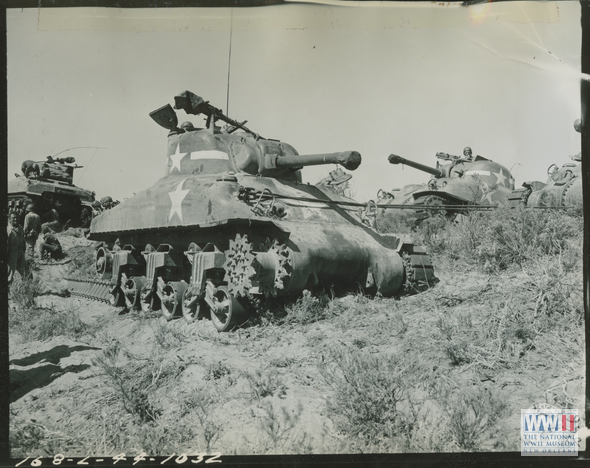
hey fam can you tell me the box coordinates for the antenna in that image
[75,147,109,184]
[226,8,234,116]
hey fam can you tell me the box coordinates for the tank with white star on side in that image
[85,91,435,332]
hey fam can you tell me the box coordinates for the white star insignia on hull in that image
[168,179,190,222]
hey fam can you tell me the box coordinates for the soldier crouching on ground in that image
[7,212,27,285]
[23,203,42,268]
[39,233,63,261]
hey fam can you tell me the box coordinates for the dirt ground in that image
[8,230,585,458]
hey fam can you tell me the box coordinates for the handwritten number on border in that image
[113,454,127,464]
[205,453,222,464]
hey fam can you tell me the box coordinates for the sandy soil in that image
[8,231,585,458]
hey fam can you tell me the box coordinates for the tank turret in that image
[72,91,435,332]
[150,91,361,181]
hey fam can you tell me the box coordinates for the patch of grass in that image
[269,356,298,368]
[152,321,189,349]
[9,304,90,342]
[252,401,312,454]
[436,384,509,451]
[283,290,332,325]
[92,342,185,423]
[243,369,287,400]
[66,244,96,279]
[322,347,424,445]
[380,206,583,273]
[9,275,42,311]
[179,389,224,452]
[9,420,48,457]
[204,361,232,381]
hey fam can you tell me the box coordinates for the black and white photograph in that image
[5,1,586,463]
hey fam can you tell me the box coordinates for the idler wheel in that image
[210,285,247,332]
[182,285,205,324]
[140,285,161,313]
[160,281,187,321]
[95,247,113,280]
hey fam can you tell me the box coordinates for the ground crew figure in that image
[23,203,42,267]
[15,200,26,226]
[39,233,63,260]
[41,208,61,233]
[7,212,27,285]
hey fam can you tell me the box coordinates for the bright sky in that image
[7,2,582,203]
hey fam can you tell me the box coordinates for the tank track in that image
[66,278,114,304]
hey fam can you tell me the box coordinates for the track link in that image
[66,278,113,304]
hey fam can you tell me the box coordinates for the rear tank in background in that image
[377,148,515,221]
[8,156,95,229]
[82,91,435,331]
[508,120,583,209]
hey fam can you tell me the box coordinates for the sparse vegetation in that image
[9,207,584,455]
[243,369,288,400]
[251,401,313,453]
[9,275,42,311]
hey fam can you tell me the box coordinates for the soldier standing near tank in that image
[23,203,42,267]
[7,212,27,285]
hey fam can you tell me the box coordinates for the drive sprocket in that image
[257,238,293,297]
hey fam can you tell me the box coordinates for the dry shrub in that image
[322,347,424,446]
[92,343,185,423]
[436,384,509,451]
[251,401,312,454]
[9,275,42,311]
[243,369,287,400]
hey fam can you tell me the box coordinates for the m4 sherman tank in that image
[378,148,515,219]
[72,91,435,332]
[8,156,96,229]
[508,120,583,208]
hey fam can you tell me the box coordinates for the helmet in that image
[180,121,196,132]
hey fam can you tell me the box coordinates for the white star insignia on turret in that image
[494,169,507,186]
[168,144,188,174]
[168,179,190,222]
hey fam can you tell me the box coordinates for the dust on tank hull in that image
[83,91,435,332]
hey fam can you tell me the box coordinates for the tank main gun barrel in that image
[274,151,361,171]
[388,154,444,178]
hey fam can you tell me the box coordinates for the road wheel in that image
[210,285,247,332]
[182,286,206,324]
[160,281,187,321]
[123,276,144,310]
[108,286,124,307]
[140,286,160,312]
